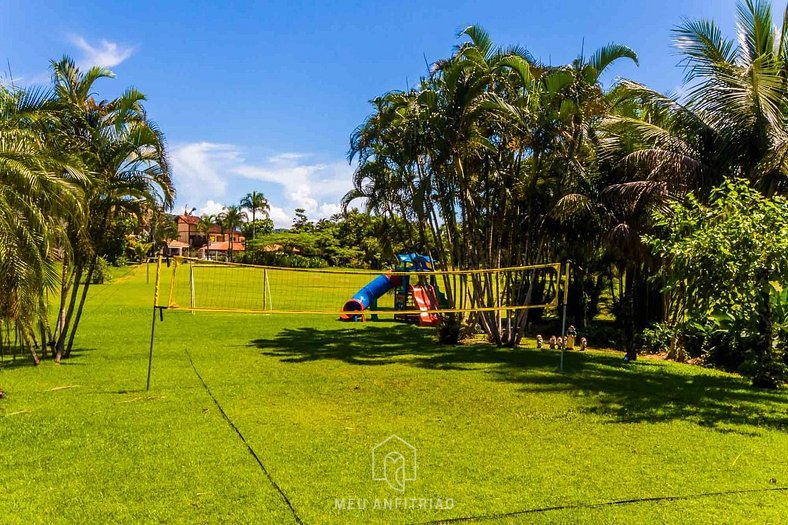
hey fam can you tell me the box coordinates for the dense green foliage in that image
[345,0,788,384]
[243,209,404,269]
[344,24,648,345]
[647,181,788,387]
[0,58,173,363]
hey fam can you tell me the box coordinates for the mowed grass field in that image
[1,264,787,524]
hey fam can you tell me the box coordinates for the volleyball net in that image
[154,256,566,318]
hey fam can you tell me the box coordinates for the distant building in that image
[173,214,246,255]
[175,214,200,247]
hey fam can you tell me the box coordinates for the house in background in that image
[165,239,190,256]
[203,227,245,259]
[175,214,200,247]
[167,214,246,259]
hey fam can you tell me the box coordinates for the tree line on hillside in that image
[178,195,407,269]
[241,208,407,268]
[343,0,788,386]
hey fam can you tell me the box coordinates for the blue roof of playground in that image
[397,253,434,264]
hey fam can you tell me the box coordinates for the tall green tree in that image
[218,205,247,261]
[603,0,788,198]
[347,26,637,345]
[51,57,174,359]
[240,191,270,239]
[647,180,788,387]
[0,84,84,362]
[599,0,788,359]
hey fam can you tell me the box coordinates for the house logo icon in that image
[371,435,417,492]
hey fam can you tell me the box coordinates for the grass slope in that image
[0,265,786,524]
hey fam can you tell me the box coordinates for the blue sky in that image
[2,0,743,227]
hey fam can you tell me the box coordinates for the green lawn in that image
[1,264,786,524]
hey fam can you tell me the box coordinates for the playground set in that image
[339,254,448,325]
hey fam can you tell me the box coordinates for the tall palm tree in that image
[596,0,788,359]
[603,0,788,198]
[218,205,247,261]
[0,84,85,362]
[51,56,174,358]
[347,25,638,345]
[195,214,215,251]
[240,191,270,239]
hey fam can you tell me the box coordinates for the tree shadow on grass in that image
[251,325,788,433]
[253,325,436,366]
[0,357,35,371]
[0,346,96,371]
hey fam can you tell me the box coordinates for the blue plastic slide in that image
[340,274,402,320]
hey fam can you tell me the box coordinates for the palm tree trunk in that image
[63,208,111,358]
[623,266,637,361]
[55,263,83,360]
[64,254,98,356]
[27,340,40,366]
[56,259,71,342]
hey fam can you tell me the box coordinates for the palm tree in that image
[240,191,270,239]
[50,56,174,358]
[595,0,788,359]
[131,241,153,263]
[195,214,215,251]
[217,205,247,261]
[0,84,84,362]
[603,0,788,198]
[347,25,638,345]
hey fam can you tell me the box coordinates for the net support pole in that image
[264,268,272,310]
[560,262,570,373]
[263,268,268,310]
[189,263,195,314]
[147,255,163,391]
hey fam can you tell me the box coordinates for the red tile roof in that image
[177,214,200,225]
[208,241,245,252]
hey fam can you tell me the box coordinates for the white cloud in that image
[198,200,225,217]
[319,203,342,217]
[170,142,353,229]
[171,142,240,209]
[268,206,294,229]
[69,35,135,68]
[289,184,319,211]
[269,152,307,162]
[235,152,353,216]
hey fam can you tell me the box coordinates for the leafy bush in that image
[640,324,672,354]
[90,256,112,284]
[438,313,462,344]
[240,250,328,268]
[647,181,788,387]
